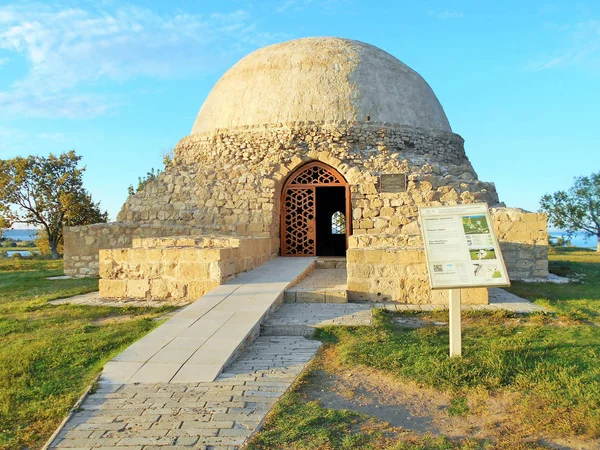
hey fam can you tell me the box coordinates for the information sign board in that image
[419,203,510,289]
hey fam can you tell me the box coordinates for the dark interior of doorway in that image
[316,186,347,256]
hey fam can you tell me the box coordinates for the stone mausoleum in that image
[64,37,549,304]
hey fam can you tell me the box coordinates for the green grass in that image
[447,397,470,417]
[507,247,600,321]
[0,259,175,450]
[315,311,600,438]
[248,388,492,450]
[247,391,381,450]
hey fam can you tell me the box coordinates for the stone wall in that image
[346,234,488,304]
[99,236,271,302]
[64,222,209,277]
[345,208,548,304]
[117,122,501,254]
[491,208,548,280]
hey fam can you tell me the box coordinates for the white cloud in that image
[428,9,464,20]
[37,132,65,141]
[528,20,600,71]
[0,90,113,118]
[0,3,284,118]
[0,57,7,65]
[276,0,347,14]
[277,0,310,13]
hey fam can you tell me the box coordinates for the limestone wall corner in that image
[491,208,548,280]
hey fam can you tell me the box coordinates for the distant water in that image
[6,250,34,257]
[549,231,596,249]
[1,229,38,241]
[2,228,596,248]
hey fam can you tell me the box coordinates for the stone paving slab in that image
[49,292,187,308]
[101,257,316,384]
[48,336,321,450]
[487,288,547,312]
[315,257,346,269]
[371,288,546,313]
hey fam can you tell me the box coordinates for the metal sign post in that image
[448,289,462,357]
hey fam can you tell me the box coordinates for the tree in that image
[128,168,161,196]
[540,172,600,252]
[35,229,64,256]
[0,151,108,259]
[161,147,174,167]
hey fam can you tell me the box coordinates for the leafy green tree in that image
[0,151,108,259]
[35,229,64,256]
[540,172,600,252]
[161,147,174,167]
[127,147,173,196]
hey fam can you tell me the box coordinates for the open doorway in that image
[316,186,346,256]
[281,162,351,256]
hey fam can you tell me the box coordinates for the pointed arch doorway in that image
[281,162,351,256]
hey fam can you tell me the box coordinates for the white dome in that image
[191,37,452,134]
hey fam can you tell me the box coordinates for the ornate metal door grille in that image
[283,187,316,255]
[288,164,343,186]
[281,162,349,256]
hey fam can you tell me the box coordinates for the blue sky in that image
[1,0,599,221]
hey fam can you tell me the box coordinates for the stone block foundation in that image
[99,236,271,302]
[346,208,548,304]
[346,242,488,304]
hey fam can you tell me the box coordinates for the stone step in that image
[284,288,347,303]
[315,257,346,269]
[261,303,372,337]
[284,267,348,303]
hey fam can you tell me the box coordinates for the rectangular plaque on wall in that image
[379,174,407,193]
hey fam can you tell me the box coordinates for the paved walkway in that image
[101,257,315,384]
[49,336,321,450]
[487,288,547,312]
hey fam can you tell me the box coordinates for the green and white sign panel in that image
[419,203,510,290]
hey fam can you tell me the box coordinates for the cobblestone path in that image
[48,336,321,450]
